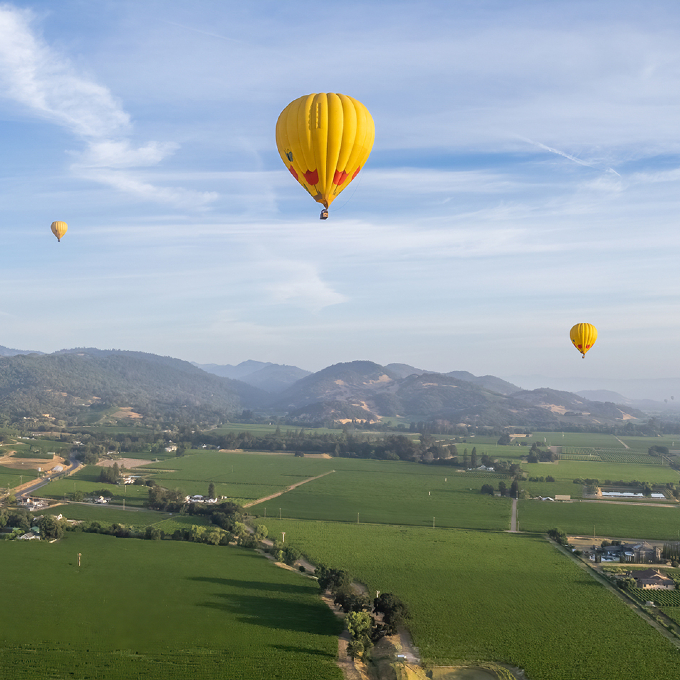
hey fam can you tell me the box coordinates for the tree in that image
[345,611,374,660]
[470,448,478,468]
[317,565,351,593]
[37,515,65,540]
[498,481,507,497]
[480,484,495,495]
[373,593,409,635]
[144,526,162,540]
[497,433,511,445]
[509,480,519,498]
[208,482,216,499]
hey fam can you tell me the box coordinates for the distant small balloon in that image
[569,323,597,359]
[51,221,68,242]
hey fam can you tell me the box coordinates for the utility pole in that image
[357,512,360,524]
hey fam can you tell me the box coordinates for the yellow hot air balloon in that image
[570,323,597,358]
[276,93,375,219]
[51,221,68,242]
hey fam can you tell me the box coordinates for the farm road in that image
[510,498,518,532]
[614,436,630,449]
[243,469,335,508]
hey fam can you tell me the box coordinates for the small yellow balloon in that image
[276,93,375,217]
[51,221,68,242]
[570,323,597,358]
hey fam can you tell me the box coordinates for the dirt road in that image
[243,470,336,508]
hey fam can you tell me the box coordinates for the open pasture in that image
[211,423,340,436]
[0,532,342,680]
[45,503,173,527]
[262,520,680,680]
[0,464,38,491]
[250,461,512,530]
[38,465,150,507]
[518,499,680,539]
[526,432,628,448]
[141,450,337,503]
[618,436,680,452]
[522,459,680,485]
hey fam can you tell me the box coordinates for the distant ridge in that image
[0,344,43,357]
[194,360,311,393]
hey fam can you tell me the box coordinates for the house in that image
[632,569,676,590]
[594,541,662,564]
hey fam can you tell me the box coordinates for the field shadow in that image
[197,592,341,637]
[270,643,336,658]
[188,576,312,595]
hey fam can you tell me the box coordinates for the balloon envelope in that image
[276,93,374,212]
[51,221,67,242]
[569,323,597,358]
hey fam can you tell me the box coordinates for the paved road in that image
[15,460,81,499]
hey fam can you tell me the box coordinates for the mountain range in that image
[0,345,649,429]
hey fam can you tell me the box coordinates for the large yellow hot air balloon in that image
[276,93,375,219]
[570,323,597,358]
[51,221,68,242]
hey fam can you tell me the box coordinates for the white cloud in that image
[0,4,214,207]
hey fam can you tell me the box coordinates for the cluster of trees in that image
[0,507,31,533]
[527,476,555,482]
[71,499,250,546]
[315,565,409,660]
[547,528,568,545]
[99,463,122,484]
[526,442,557,463]
[661,542,680,562]
[480,480,519,497]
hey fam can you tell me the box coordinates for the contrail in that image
[519,136,621,177]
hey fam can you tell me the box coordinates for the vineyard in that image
[261,519,680,680]
[0,533,343,680]
[629,588,680,607]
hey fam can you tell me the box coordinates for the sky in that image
[0,1,679,382]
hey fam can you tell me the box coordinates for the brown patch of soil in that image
[0,453,65,472]
[97,458,153,469]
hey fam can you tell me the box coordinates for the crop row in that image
[263,519,680,680]
[628,588,680,607]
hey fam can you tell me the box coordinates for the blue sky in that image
[0,1,679,381]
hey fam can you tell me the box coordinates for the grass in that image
[141,450,337,503]
[41,503,175,526]
[0,465,38,491]
[517,499,680,540]
[249,460,512,530]
[260,520,680,679]
[523,460,680,484]
[0,532,343,680]
[37,466,151,507]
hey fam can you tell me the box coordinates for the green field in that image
[0,533,342,680]
[259,520,680,679]
[0,465,38,492]
[45,503,173,526]
[141,450,337,503]
[38,466,151,507]
[249,459,512,530]
[523,460,680,484]
[518,500,680,539]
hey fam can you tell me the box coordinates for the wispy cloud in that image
[0,4,215,207]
